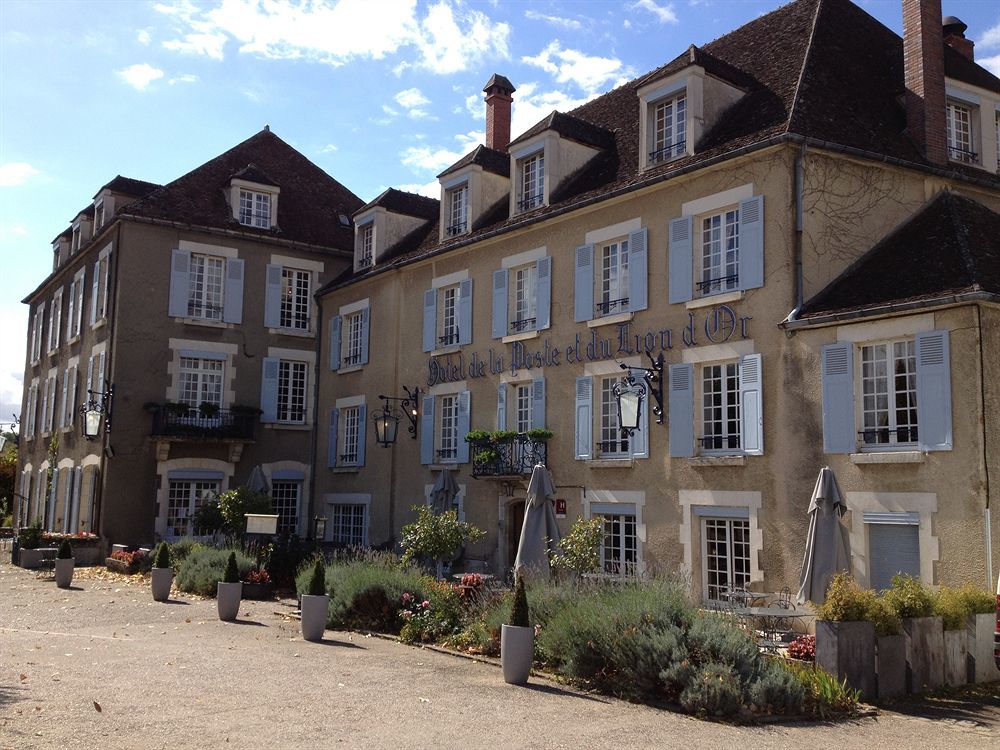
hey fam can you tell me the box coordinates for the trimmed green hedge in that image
[175,547,254,596]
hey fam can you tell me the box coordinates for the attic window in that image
[446,183,468,237]
[239,189,272,228]
[338,213,351,227]
[71,224,83,253]
[945,100,977,164]
[649,92,686,165]
[357,223,374,269]
[516,152,544,213]
[95,199,106,230]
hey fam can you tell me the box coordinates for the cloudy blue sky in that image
[1,0,998,428]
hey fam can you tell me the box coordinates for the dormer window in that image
[357,223,374,269]
[239,189,271,228]
[446,184,468,237]
[95,199,106,230]
[945,100,976,164]
[71,224,83,253]
[517,152,544,212]
[650,92,687,165]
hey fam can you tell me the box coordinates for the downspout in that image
[977,303,993,588]
[786,143,807,326]
[306,310,323,540]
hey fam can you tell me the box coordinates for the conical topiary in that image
[307,558,326,597]
[154,542,171,569]
[223,551,239,584]
[509,574,530,627]
[57,539,73,560]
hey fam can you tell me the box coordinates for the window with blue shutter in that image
[630,385,650,458]
[357,404,367,467]
[329,315,341,371]
[627,228,648,313]
[259,357,279,423]
[492,269,508,339]
[737,196,764,291]
[327,408,339,467]
[456,391,471,463]
[575,376,593,459]
[739,353,764,455]
[668,217,693,304]
[531,376,546,430]
[496,382,507,430]
[574,245,594,322]
[62,468,74,533]
[668,363,694,457]
[915,330,951,451]
[420,395,435,464]
[458,279,473,346]
[223,258,244,324]
[168,249,191,317]
[70,466,82,532]
[821,343,855,453]
[359,307,371,366]
[422,288,437,352]
[263,264,282,328]
[536,256,552,330]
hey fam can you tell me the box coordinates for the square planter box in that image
[816,619,876,700]
[241,582,273,601]
[105,557,145,575]
[876,634,906,700]
[903,615,944,694]
[943,629,968,687]
[17,548,56,569]
[968,612,1000,684]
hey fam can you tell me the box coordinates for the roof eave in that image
[780,290,1000,330]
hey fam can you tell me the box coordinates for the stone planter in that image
[815,619,876,700]
[942,628,968,687]
[903,615,944,693]
[54,558,75,588]
[967,612,1000,684]
[300,594,329,642]
[500,624,534,685]
[217,581,242,621]
[18,548,56,569]
[876,634,906,699]
[151,567,173,601]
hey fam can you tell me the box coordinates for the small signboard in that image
[245,513,279,535]
[555,498,567,518]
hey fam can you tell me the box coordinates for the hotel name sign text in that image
[427,305,751,386]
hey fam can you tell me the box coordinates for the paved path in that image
[2,564,999,749]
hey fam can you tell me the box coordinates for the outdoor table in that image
[735,606,814,650]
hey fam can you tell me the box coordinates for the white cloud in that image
[631,0,679,24]
[394,87,434,118]
[0,223,29,240]
[318,144,339,154]
[117,63,165,90]
[509,82,596,136]
[524,10,582,30]
[393,180,440,198]
[0,308,26,422]
[978,21,1000,49]
[154,0,509,74]
[400,130,482,174]
[522,41,633,95]
[168,73,198,85]
[0,163,41,188]
[137,29,152,45]
[979,53,1000,78]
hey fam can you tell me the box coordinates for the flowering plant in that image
[244,568,271,585]
[460,573,483,588]
[787,634,816,661]
[110,549,148,568]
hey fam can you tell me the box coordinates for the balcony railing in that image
[509,317,536,333]
[150,406,257,441]
[470,434,548,478]
[517,193,544,212]
[700,433,741,451]
[595,297,629,316]
[948,146,978,164]
[649,140,686,164]
[438,331,460,347]
[445,221,467,237]
[697,273,739,295]
[859,427,917,445]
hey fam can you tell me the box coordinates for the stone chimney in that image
[483,74,516,152]
[942,16,974,61]
[902,0,947,165]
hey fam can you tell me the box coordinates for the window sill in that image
[46,348,59,358]
[91,318,107,331]
[690,455,748,467]
[850,451,926,465]
[502,330,539,344]
[686,290,745,310]
[263,423,310,431]
[331,467,361,474]
[431,345,462,357]
[173,317,232,329]
[430,463,461,470]
[268,327,314,339]
[338,365,364,375]
[588,311,633,329]
[66,334,82,347]
[585,457,634,469]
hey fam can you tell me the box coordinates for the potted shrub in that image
[150,542,173,601]
[242,568,273,600]
[15,522,45,568]
[525,428,553,443]
[217,551,242,621]
[814,573,877,700]
[54,539,74,589]
[300,558,329,642]
[955,585,1000,683]
[500,575,533,685]
[490,430,519,444]
[883,574,942,693]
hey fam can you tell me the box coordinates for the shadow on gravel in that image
[0,684,29,709]
[879,682,1000,729]
[230,618,268,626]
[518,681,610,704]
[305,638,364,649]
[160,599,190,605]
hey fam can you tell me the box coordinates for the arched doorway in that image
[507,499,525,572]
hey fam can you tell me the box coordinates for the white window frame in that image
[700,360,742,454]
[338,405,361,466]
[649,91,687,165]
[701,516,752,603]
[91,246,112,326]
[71,224,83,253]
[511,263,538,332]
[25,379,39,439]
[516,151,544,213]
[187,253,226,321]
[277,359,308,425]
[47,289,63,353]
[342,310,365,368]
[358,223,374,268]
[95,199,106,231]
[597,376,630,458]
[436,393,460,463]
[328,502,368,546]
[280,267,312,331]
[946,99,977,164]
[66,268,85,341]
[698,207,740,297]
[857,338,918,450]
[178,356,225,412]
[445,183,469,237]
[30,304,44,364]
[438,284,460,348]
[597,238,630,318]
[270,480,301,535]
[166,478,221,540]
[239,189,272,228]
[513,382,532,434]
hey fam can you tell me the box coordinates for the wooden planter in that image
[967,612,1000,684]
[876,634,906,699]
[241,582,273,600]
[18,547,56,569]
[942,628,968,687]
[106,557,145,575]
[903,615,944,694]
[815,619,876,700]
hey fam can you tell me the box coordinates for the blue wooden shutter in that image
[63,468,74,533]
[60,371,69,429]
[260,357,279,423]
[420,395,435,464]
[327,408,339,467]
[357,404,367,466]
[47,471,58,531]
[532,376,546,429]
[915,330,952,451]
[456,390,471,463]
[492,269,508,339]
[536,257,552,330]
[738,195,764,291]
[90,264,100,324]
[458,279,473,346]
[168,249,191,317]
[70,466,82,532]
[627,228,648,312]
[422,288,437,352]
[739,353,764,455]
[574,244,594,322]
[668,363,694,457]
[575,376,593,459]
[631,386,649,458]
[264,264,282,327]
[496,382,507,430]
[668,216,693,304]
[821,343,855,453]
[329,315,341,371]
[223,258,244,324]
[359,307,371,366]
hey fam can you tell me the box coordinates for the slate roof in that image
[123,129,364,249]
[230,163,280,188]
[437,145,510,179]
[509,111,617,151]
[323,0,1000,295]
[95,175,162,199]
[356,188,439,220]
[797,192,1000,319]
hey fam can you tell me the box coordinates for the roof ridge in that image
[786,0,826,135]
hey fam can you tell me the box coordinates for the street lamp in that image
[372,386,421,447]
[80,381,115,440]
[613,352,665,436]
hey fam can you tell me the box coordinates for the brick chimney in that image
[942,16,974,61]
[483,74,516,152]
[902,0,947,165]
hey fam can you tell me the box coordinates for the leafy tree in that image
[550,517,603,576]
[217,487,273,536]
[0,434,16,525]
[400,504,485,579]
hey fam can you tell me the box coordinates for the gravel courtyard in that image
[2,563,999,750]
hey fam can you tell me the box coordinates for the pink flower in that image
[402,592,412,602]
[422,600,430,609]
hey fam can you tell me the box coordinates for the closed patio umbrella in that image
[514,465,561,581]
[246,464,270,495]
[797,466,852,605]
[430,467,459,514]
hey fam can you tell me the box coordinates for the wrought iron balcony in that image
[859,427,917,445]
[357,253,373,269]
[948,146,978,164]
[150,405,257,441]
[470,433,548,478]
[649,140,686,164]
[517,193,544,212]
[699,433,741,451]
[697,273,739,295]
[509,317,536,333]
[595,298,629,316]
[445,221,467,237]
[438,331,460,347]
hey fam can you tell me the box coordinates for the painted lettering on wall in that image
[426,305,751,386]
